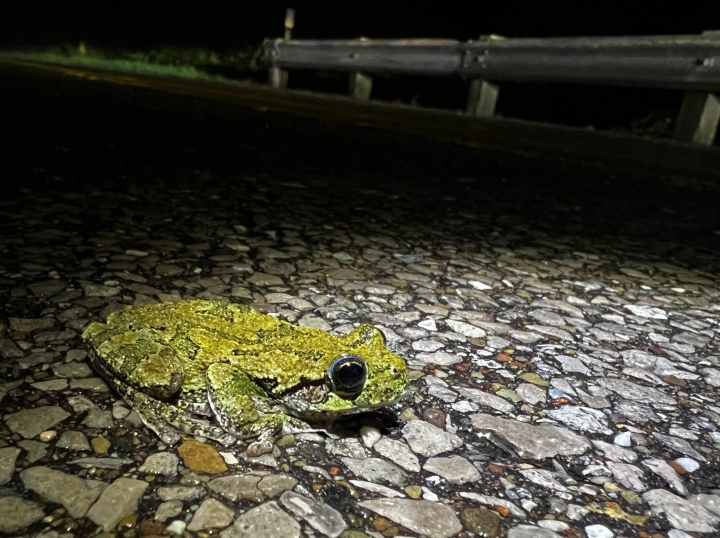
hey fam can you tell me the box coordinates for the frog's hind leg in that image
[132,390,237,447]
[89,348,235,447]
[206,363,297,456]
[92,328,185,400]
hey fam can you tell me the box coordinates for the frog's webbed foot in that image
[121,384,237,447]
[122,390,183,445]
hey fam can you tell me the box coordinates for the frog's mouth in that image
[278,380,406,421]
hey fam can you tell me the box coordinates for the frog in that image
[82,299,408,455]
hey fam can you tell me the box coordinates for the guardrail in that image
[262,29,720,146]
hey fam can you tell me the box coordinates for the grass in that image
[0,43,262,83]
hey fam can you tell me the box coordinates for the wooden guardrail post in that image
[269,8,295,90]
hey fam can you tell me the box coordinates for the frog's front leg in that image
[206,363,305,456]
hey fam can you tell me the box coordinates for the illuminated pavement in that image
[1,62,720,537]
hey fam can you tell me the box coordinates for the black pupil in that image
[334,360,366,392]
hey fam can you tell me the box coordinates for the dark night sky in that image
[2,1,718,49]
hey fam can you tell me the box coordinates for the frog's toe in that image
[137,409,181,445]
[246,439,274,457]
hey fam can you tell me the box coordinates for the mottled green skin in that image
[82,300,408,454]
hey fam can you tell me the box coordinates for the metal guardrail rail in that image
[262,32,720,146]
[263,35,720,90]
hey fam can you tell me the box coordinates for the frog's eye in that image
[328,355,368,397]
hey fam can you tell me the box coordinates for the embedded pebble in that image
[154,500,184,522]
[139,452,179,476]
[359,498,463,538]
[585,524,615,538]
[0,496,45,534]
[538,520,570,532]
[0,446,21,485]
[68,456,132,469]
[642,489,720,533]
[187,498,236,532]
[606,462,646,491]
[642,459,687,496]
[673,457,700,473]
[614,431,632,447]
[460,507,501,537]
[56,430,90,451]
[507,524,563,537]
[17,440,48,464]
[325,437,367,459]
[359,425,382,448]
[653,433,707,462]
[520,468,570,492]
[595,377,676,405]
[401,420,463,457]
[178,439,228,473]
[220,451,240,465]
[341,457,408,487]
[4,406,70,439]
[86,478,149,532]
[457,386,514,413]
[69,377,110,392]
[545,405,612,435]
[208,474,264,503]
[459,492,526,518]
[279,491,347,538]
[31,379,68,391]
[424,455,481,484]
[221,501,301,538]
[373,437,421,472]
[516,383,547,405]
[470,414,592,459]
[163,520,186,536]
[258,474,298,498]
[591,440,637,463]
[157,485,207,502]
[349,480,405,498]
[20,466,106,517]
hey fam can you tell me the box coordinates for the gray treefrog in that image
[82,300,408,455]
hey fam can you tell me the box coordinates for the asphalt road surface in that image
[1,62,720,537]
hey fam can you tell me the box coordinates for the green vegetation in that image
[1,43,262,82]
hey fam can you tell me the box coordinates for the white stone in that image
[585,524,614,538]
[674,458,700,473]
[624,305,667,319]
[614,431,632,447]
[359,426,382,448]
